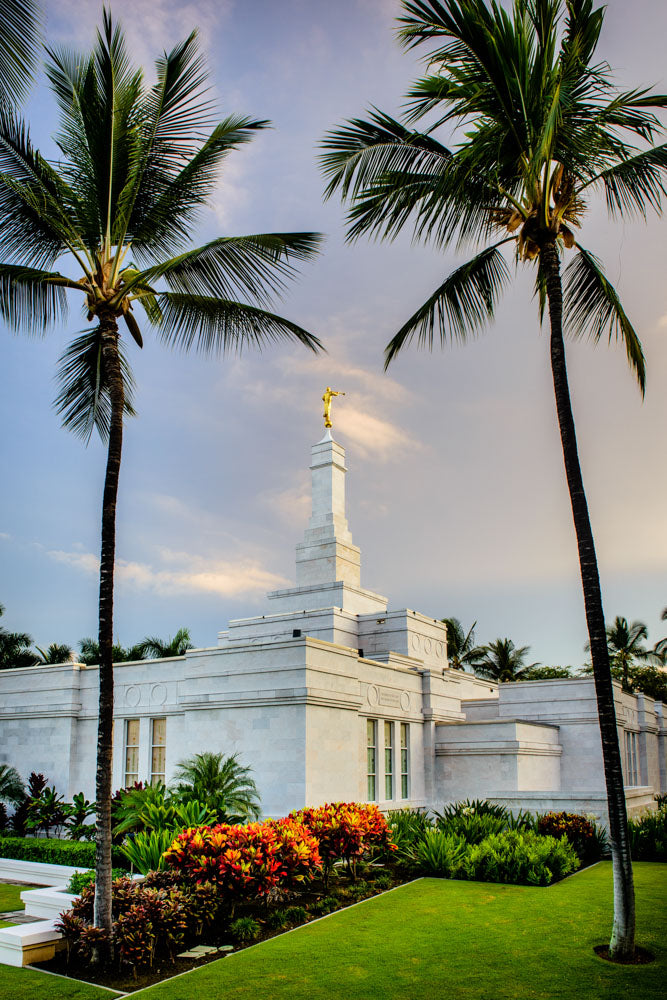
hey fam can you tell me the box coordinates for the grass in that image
[0,883,30,913]
[0,864,663,999]
[130,862,666,1000]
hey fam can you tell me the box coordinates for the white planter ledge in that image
[0,857,83,886]
[21,886,77,920]
[0,919,64,967]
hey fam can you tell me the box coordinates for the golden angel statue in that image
[322,386,345,428]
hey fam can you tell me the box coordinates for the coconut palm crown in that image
[0,12,321,941]
[321,0,666,960]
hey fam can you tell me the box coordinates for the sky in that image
[1,0,665,668]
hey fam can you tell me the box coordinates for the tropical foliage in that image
[322,0,667,957]
[290,802,396,883]
[164,819,321,899]
[135,628,194,659]
[441,617,484,671]
[474,638,539,682]
[0,763,25,805]
[0,603,39,669]
[171,752,261,823]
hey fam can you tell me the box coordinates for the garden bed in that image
[34,865,405,993]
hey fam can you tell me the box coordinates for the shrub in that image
[536,812,602,861]
[415,830,467,877]
[387,809,433,856]
[290,802,395,883]
[164,818,320,900]
[58,872,216,972]
[229,916,260,942]
[66,868,127,894]
[0,836,124,867]
[309,895,339,916]
[373,872,393,890]
[265,908,289,929]
[65,793,96,841]
[284,904,309,925]
[433,801,535,844]
[120,829,178,874]
[628,805,667,861]
[462,829,579,886]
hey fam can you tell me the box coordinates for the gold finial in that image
[322,386,345,429]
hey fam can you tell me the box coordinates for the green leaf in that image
[54,327,137,442]
[0,264,73,333]
[385,241,512,368]
[563,245,646,394]
[0,0,41,107]
[156,293,323,356]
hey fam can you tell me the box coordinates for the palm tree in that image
[135,627,194,659]
[321,0,667,959]
[0,0,40,108]
[0,603,39,669]
[78,637,145,665]
[441,616,483,671]
[475,637,539,682]
[0,14,321,939]
[171,751,261,823]
[604,616,656,691]
[0,763,25,806]
[35,643,74,664]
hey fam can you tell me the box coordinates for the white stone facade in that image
[0,433,665,826]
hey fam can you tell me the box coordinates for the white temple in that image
[0,426,664,824]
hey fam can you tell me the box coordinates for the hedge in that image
[0,837,125,868]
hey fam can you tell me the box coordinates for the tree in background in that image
[441,617,484,671]
[136,627,194,659]
[0,14,321,942]
[0,763,25,806]
[0,603,39,669]
[474,638,539,682]
[603,616,657,691]
[78,637,146,665]
[322,0,667,958]
[521,665,573,680]
[36,643,74,664]
[171,752,261,823]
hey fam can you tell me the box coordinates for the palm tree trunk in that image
[93,313,124,952]
[541,238,635,959]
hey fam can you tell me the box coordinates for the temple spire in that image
[295,433,361,588]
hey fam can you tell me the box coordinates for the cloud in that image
[47,546,288,599]
[47,0,230,70]
[335,406,421,461]
[259,475,311,528]
[0,532,10,541]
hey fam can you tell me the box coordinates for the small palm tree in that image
[475,638,539,683]
[78,637,145,665]
[171,751,261,823]
[135,627,194,659]
[0,15,321,939]
[604,617,656,691]
[0,763,25,805]
[35,643,74,664]
[322,0,666,958]
[0,603,39,669]
[441,617,483,671]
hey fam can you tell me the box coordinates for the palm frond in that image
[0,107,77,266]
[156,293,323,356]
[321,109,452,202]
[578,144,667,218]
[134,233,322,307]
[385,241,512,368]
[54,327,137,442]
[130,115,270,263]
[563,245,645,394]
[0,264,74,333]
[0,0,41,107]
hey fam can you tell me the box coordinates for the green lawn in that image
[0,884,30,913]
[0,864,664,1000]
[132,862,666,1000]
